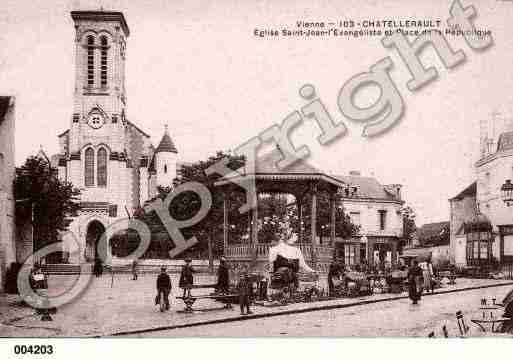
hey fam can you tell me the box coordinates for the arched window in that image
[84,148,95,186]
[164,164,168,173]
[100,36,108,87]
[97,148,108,186]
[87,35,95,86]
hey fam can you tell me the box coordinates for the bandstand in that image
[215,149,349,274]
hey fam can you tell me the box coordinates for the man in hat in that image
[237,272,253,315]
[179,258,195,297]
[216,257,230,294]
[156,266,171,311]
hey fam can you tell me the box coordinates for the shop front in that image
[497,225,513,264]
[464,213,493,268]
[334,236,399,269]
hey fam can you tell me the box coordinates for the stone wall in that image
[0,96,16,292]
[449,194,477,266]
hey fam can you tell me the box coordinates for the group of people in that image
[154,257,255,315]
[327,256,436,300]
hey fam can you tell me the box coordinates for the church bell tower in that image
[69,10,130,156]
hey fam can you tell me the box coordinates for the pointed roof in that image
[0,96,12,125]
[450,182,477,201]
[155,125,177,154]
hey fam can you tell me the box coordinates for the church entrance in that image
[85,221,106,262]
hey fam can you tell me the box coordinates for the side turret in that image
[155,125,178,188]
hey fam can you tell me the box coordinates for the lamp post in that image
[501,179,513,207]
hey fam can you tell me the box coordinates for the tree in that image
[14,156,81,260]
[137,151,247,260]
[401,205,417,249]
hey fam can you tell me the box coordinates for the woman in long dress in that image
[420,259,433,294]
[408,260,423,304]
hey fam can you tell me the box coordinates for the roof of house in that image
[0,96,11,125]
[58,129,70,138]
[334,175,397,200]
[497,131,513,152]
[416,221,450,240]
[450,181,477,201]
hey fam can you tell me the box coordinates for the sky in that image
[1,0,513,225]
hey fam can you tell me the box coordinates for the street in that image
[1,273,511,338]
[131,285,512,337]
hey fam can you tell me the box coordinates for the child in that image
[156,266,171,311]
[179,258,194,297]
[132,259,138,281]
[237,272,253,315]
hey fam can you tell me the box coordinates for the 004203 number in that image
[13,345,54,355]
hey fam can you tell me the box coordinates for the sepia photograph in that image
[1,0,513,353]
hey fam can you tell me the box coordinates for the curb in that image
[104,281,513,337]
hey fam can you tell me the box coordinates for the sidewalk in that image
[0,274,511,337]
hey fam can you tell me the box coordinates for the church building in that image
[53,11,179,263]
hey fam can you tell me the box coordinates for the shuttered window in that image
[100,36,108,87]
[87,36,95,86]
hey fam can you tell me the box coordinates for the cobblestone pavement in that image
[133,285,513,338]
[0,273,511,337]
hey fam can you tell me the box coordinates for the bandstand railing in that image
[225,243,334,262]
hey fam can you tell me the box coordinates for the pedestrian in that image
[156,266,171,311]
[179,258,194,297]
[31,264,47,291]
[424,257,435,293]
[407,259,423,304]
[132,259,138,281]
[327,260,340,297]
[216,257,230,294]
[93,257,103,278]
[237,272,253,315]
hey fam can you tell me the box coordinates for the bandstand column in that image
[297,198,303,244]
[329,193,336,246]
[310,184,318,267]
[251,192,259,267]
[391,240,398,267]
[223,194,228,256]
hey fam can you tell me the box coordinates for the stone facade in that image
[53,11,179,262]
[449,183,477,267]
[0,96,16,291]
[449,126,513,267]
[336,173,404,266]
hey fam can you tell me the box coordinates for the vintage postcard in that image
[1,0,513,350]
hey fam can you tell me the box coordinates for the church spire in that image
[155,124,177,153]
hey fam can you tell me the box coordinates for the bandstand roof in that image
[214,148,348,189]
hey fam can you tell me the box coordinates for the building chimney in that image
[349,170,361,176]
